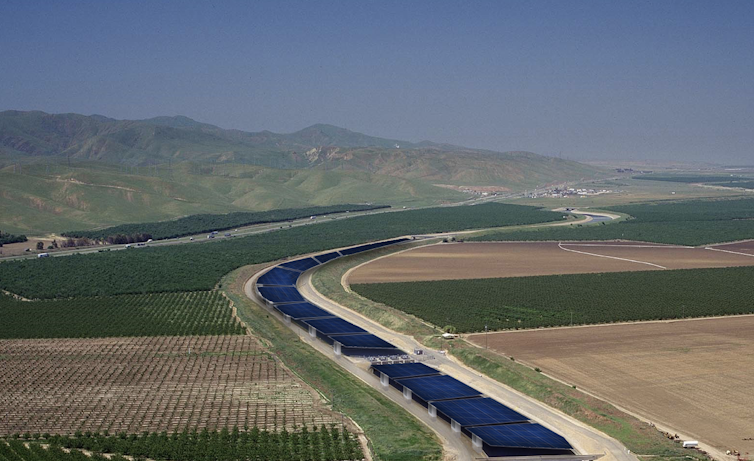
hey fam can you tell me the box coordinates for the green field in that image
[0,291,244,338]
[352,266,754,332]
[475,197,754,245]
[0,203,563,299]
[2,426,363,461]
[63,203,386,241]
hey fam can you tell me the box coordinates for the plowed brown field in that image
[467,317,754,455]
[349,241,754,283]
[0,335,338,435]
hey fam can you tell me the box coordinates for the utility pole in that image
[485,324,488,349]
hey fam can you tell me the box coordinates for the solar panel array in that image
[466,423,571,450]
[255,239,409,356]
[370,361,573,455]
[372,362,440,379]
[257,286,305,304]
[339,238,410,255]
[314,251,341,264]
[257,267,301,286]
[431,397,529,426]
[329,334,396,349]
[303,317,367,335]
[279,257,320,272]
[255,237,574,456]
[396,375,482,402]
[274,302,333,320]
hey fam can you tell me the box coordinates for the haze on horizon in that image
[1,0,752,164]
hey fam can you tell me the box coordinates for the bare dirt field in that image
[0,335,338,435]
[467,317,754,455]
[349,241,754,283]
[707,240,754,256]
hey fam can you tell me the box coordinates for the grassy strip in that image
[311,251,709,461]
[221,265,442,461]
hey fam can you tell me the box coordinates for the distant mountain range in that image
[0,110,604,187]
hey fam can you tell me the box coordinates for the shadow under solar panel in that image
[274,302,333,319]
[303,317,367,335]
[279,257,320,272]
[467,423,572,450]
[258,286,305,304]
[396,374,482,402]
[371,363,440,379]
[257,267,301,286]
[431,397,529,427]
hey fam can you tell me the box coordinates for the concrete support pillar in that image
[403,387,412,400]
[380,372,389,387]
[428,404,436,418]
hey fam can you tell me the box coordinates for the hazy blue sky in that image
[1,1,752,163]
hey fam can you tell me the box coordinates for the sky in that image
[1,1,752,164]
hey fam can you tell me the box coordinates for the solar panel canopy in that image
[257,267,301,286]
[467,423,572,450]
[431,398,529,427]
[304,317,367,335]
[314,252,340,264]
[331,334,396,348]
[258,286,305,304]
[397,374,482,402]
[371,363,440,379]
[279,257,320,272]
[275,302,333,319]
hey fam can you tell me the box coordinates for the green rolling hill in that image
[0,110,607,234]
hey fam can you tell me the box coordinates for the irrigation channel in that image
[244,210,635,461]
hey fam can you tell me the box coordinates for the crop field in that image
[468,316,754,455]
[0,291,245,338]
[475,197,754,246]
[348,241,754,283]
[0,202,563,299]
[0,335,342,436]
[352,264,754,332]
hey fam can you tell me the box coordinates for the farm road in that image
[296,269,635,461]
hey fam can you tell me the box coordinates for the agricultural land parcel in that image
[0,335,342,436]
[474,197,754,245]
[467,317,754,456]
[0,202,563,299]
[348,240,754,283]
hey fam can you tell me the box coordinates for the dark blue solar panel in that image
[257,267,301,286]
[303,317,367,335]
[371,363,440,379]
[331,334,396,348]
[258,286,305,304]
[279,257,319,272]
[431,398,529,427]
[275,302,333,319]
[339,238,409,255]
[396,375,482,402]
[467,423,571,450]
[314,252,340,264]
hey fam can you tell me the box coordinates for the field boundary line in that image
[561,244,693,249]
[704,246,754,258]
[557,242,667,269]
